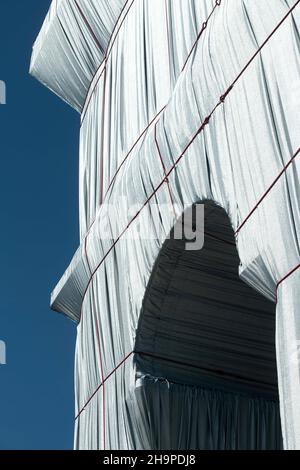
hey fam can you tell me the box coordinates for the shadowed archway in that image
[134,200,282,449]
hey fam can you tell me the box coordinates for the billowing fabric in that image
[30,0,125,111]
[31,0,300,450]
[128,377,283,450]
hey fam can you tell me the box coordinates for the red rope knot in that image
[198,115,211,133]
[202,21,207,31]
[203,115,211,127]
[220,84,234,103]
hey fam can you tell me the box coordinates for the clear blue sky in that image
[0,1,79,449]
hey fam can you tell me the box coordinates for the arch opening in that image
[134,200,282,450]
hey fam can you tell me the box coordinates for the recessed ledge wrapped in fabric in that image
[30,0,126,112]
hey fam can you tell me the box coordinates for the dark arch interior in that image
[135,200,282,449]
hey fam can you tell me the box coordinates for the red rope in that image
[181,0,222,72]
[231,4,300,90]
[80,1,299,327]
[73,0,104,52]
[80,0,134,121]
[165,0,172,90]
[81,106,166,245]
[75,351,133,420]
[99,67,107,205]
[80,0,220,123]
[94,311,106,449]
[135,351,275,386]
[80,0,223,227]
[235,148,300,234]
[154,123,176,218]
[84,235,92,275]
[78,0,299,216]
[80,67,106,126]
[277,263,300,293]
[106,0,136,60]
[76,263,300,428]
[103,106,166,202]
